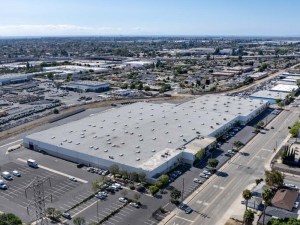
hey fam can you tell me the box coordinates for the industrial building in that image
[23,95,268,181]
[0,74,33,86]
[61,81,110,93]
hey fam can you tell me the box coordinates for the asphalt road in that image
[164,108,300,225]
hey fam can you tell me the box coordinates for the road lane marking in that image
[0,139,22,149]
[17,158,88,183]
[174,216,194,223]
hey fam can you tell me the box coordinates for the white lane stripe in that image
[0,139,22,148]
[17,158,88,183]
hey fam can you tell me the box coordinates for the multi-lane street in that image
[164,108,300,225]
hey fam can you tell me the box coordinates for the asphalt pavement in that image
[163,108,300,225]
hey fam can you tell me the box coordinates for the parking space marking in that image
[17,158,88,183]
[109,217,120,223]
[105,220,115,225]
[174,216,194,223]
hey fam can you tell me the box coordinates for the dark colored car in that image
[76,164,84,168]
[62,212,71,219]
[179,203,193,214]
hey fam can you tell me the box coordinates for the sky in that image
[0,0,299,37]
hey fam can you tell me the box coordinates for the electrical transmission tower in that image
[25,176,52,225]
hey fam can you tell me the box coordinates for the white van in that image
[27,159,38,168]
[0,180,7,190]
[1,171,13,181]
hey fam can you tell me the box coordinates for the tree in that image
[92,176,108,192]
[133,193,141,202]
[129,172,139,182]
[73,217,86,225]
[195,149,206,161]
[109,165,119,175]
[242,189,252,211]
[265,169,284,188]
[170,188,181,203]
[137,82,143,90]
[138,172,147,183]
[155,174,169,189]
[46,207,55,218]
[53,108,59,114]
[121,83,128,89]
[130,83,136,89]
[0,213,22,225]
[149,185,159,196]
[268,218,300,224]
[54,209,62,220]
[243,209,254,225]
[144,86,151,91]
[120,189,128,198]
[262,189,273,225]
[208,158,219,168]
[258,120,265,129]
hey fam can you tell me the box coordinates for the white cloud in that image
[0,24,146,36]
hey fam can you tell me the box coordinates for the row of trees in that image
[109,165,146,183]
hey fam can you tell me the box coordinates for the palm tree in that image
[243,209,254,225]
[262,189,272,225]
[242,189,252,211]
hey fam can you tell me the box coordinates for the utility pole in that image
[25,176,52,225]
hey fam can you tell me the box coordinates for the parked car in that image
[294,202,299,209]
[62,212,71,219]
[203,170,212,175]
[199,173,209,179]
[76,164,84,168]
[129,202,139,208]
[12,170,21,177]
[118,197,128,203]
[0,180,7,190]
[193,178,203,184]
[69,177,77,182]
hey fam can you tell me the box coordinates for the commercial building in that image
[0,74,33,86]
[248,72,268,80]
[270,84,298,93]
[250,90,289,103]
[61,81,110,93]
[23,95,268,181]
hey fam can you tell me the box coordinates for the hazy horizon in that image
[1,0,300,37]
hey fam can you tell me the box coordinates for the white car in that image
[0,180,7,190]
[203,170,212,175]
[12,170,21,177]
[294,202,299,209]
[98,191,108,197]
[118,197,128,203]
[199,173,209,179]
[129,202,139,208]
[69,177,77,182]
[193,178,203,184]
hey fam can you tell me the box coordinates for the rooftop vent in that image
[180,134,183,137]
[93,135,97,138]
[153,137,157,140]
[136,150,140,153]
[107,138,111,141]
[125,131,128,133]
[104,149,108,152]
[135,145,140,148]
[119,154,123,156]
[121,142,125,144]
[130,132,134,135]
[92,125,96,127]
[168,141,172,143]
[107,142,111,144]
[90,146,94,149]
[76,142,80,145]
[68,140,72,143]
[100,126,103,128]
[165,131,169,134]
[152,129,155,131]
[69,131,73,133]
[81,136,85,138]
[94,147,99,150]
[128,117,132,119]
[178,125,182,127]
[139,139,143,141]
[136,158,140,161]
[152,149,156,152]
[109,156,114,159]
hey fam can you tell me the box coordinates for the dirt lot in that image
[224,218,243,225]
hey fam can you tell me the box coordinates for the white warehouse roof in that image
[24,95,268,173]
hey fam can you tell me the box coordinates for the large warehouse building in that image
[23,95,268,181]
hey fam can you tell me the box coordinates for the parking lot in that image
[0,161,86,223]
